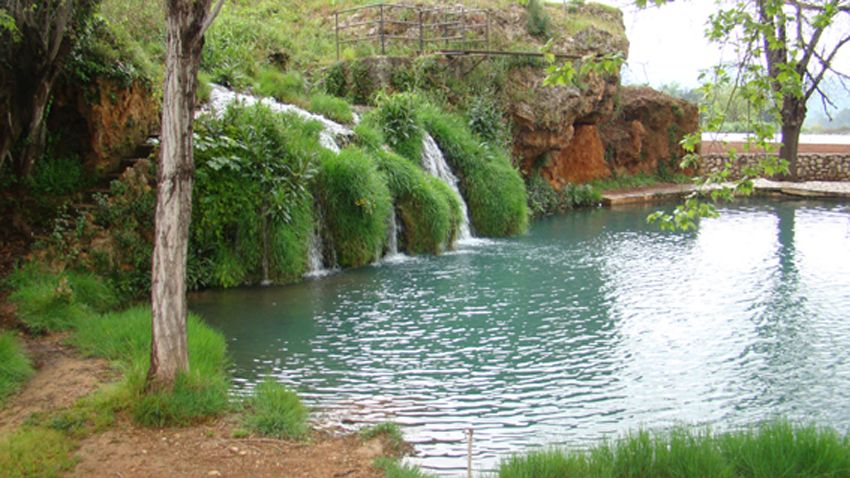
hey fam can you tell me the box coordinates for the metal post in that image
[466,428,473,478]
[380,4,386,55]
[419,9,424,54]
[335,11,340,61]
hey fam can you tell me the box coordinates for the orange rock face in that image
[542,124,610,186]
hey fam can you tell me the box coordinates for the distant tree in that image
[148,0,224,390]
[0,0,98,177]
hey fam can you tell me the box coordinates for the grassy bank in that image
[499,422,850,478]
[0,333,33,405]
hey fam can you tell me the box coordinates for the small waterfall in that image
[205,85,353,153]
[305,209,336,278]
[421,134,473,242]
[387,212,399,256]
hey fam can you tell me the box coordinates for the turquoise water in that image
[192,199,850,475]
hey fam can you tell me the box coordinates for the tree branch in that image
[200,0,225,37]
[805,33,850,100]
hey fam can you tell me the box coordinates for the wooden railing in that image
[334,3,491,60]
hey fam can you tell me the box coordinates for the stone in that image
[542,124,610,185]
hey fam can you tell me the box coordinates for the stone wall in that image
[700,153,850,181]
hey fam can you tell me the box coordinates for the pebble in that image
[208,471,222,477]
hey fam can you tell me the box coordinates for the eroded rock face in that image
[541,124,610,186]
[599,86,699,177]
[48,77,159,173]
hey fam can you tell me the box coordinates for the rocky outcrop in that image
[540,124,610,186]
[599,86,699,177]
[48,77,160,173]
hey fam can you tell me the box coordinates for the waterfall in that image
[205,85,353,152]
[305,208,336,278]
[421,133,473,242]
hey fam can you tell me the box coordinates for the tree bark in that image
[148,0,214,390]
[779,95,805,182]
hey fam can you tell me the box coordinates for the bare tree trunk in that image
[148,0,217,390]
[779,95,805,182]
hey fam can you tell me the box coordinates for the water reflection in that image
[191,200,850,476]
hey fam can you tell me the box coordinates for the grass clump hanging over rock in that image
[309,92,354,124]
[375,92,424,162]
[420,105,528,237]
[316,148,392,267]
[192,103,322,288]
[243,380,308,440]
[254,67,307,105]
[374,151,460,254]
[0,333,33,404]
[498,422,850,478]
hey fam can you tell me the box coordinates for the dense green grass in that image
[254,67,307,105]
[361,422,407,455]
[7,265,120,334]
[71,306,231,427]
[315,148,392,267]
[374,457,434,478]
[420,105,528,237]
[590,171,691,192]
[499,422,850,478]
[374,151,459,254]
[309,93,354,124]
[375,93,424,162]
[0,333,33,404]
[243,380,308,440]
[0,427,76,478]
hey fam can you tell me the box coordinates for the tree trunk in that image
[148,0,212,390]
[16,77,53,177]
[779,95,805,182]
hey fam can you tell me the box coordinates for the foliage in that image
[324,62,348,98]
[192,103,321,288]
[590,171,690,192]
[526,173,599,217]
[420,105,528,237]
[0,427,76,478]
[309,92,353,124]
[0,332,33,404]
[373,457,434,478]
[498,421,850,478]
[71,306,231,426]
[543,49,625,89]
[360,422,406,455]
[65,12,152,86]
[375,92,424,162]
[525,0,550,38]
[467,95,506,145]
[243,380,308,440]
[374,150,458,254]
[254,67,307,105]
[26,154,88,197]
[8,264,120,334]
[315,148,392,267]
[350,59,374,105]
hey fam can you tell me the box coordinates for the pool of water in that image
[191,199,850,476]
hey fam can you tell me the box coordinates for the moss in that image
[315,148,392,267]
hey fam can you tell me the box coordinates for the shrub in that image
[360,422,406,455]
[374,151,458,254]
[0,332,33,404]
[498,422,850,478]
[420,105,528,237]
[8,264,120,334]
[309,93,353,124]
[254,67,306,105]
[315,148,392,267]
[375,92,423,162]
[243,380,308,440]
[467,95,506,144]
[324,62,348,98]
[71,306,231,427]
[350,59,374,105]
[526,0,551,38]
[27,155,87,197]
[526,174,601,217]
[374,457,434,478]
[0,427,76,478]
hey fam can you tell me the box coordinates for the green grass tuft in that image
[0,427,76,478]
[243,380,308,440]
[361,422,406,455]
[315,148,392,267]
[498,422,850,478]
[374,457,434,478]
[375,93,424,162]
[309,93,354,124]
[0,332,33,404]
[254,67,307,105]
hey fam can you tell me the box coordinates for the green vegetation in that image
[374,151,459,254]
[525,0,551,38]
[0,427,76,478]
[309,92,354,124]
[420,105,528,237]
[526,173,600,217]
[243,380,308,439]
[374,457,434,478]
[376,92,424,162]
[590,171,691,192]
[498,422,850,478]
[361,422,406,454]
[254,67,307,105]
[315,148,392,267]
[0,333,33,404]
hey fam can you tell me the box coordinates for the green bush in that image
[0,332,33,404]
[254,67,306,105]
[0,427,76,478]
[376,93,423,162]
[498,422,850,478]
[192,103,321,288]
[309,92,353,124]
[350,59,374,105]
[526,0,551,38]
[8,264,120,334]
[526,173,600,217]
[374,151,458,254]
[243,380,308,440]
[420,105,528,237]
[467,95,506,144]
[315,148,392,267]
[324,62,348,98]
[71,306,231,427]
[27,155,87,197]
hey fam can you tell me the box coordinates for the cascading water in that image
[386,212,399,257]
[421,133,473,242]
[205,85,353,152]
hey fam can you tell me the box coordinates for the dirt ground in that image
[0,333,394,478]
